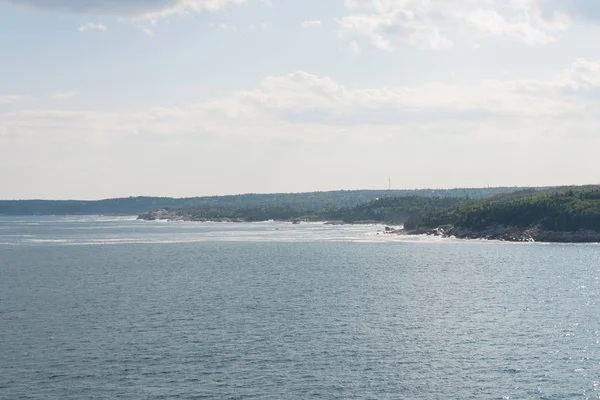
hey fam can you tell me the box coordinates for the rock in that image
[137,209,186,221]
[324,221,345,225]
[383,226,404,234]
[441,225,600,243]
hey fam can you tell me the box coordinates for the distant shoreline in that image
[136,209,386,226]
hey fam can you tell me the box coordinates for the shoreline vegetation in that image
[400,186,600,243]
[137,186,600,243]
[137,196,465,225]
[3,186,600,243]
[0,188,516,216]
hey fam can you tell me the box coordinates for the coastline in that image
[401,225,600,244]
[137,209,377,225]
[138,210,600,243]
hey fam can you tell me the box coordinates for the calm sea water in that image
[1,216,600,399]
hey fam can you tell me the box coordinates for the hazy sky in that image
[2,0,600,199]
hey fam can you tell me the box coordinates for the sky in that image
[2,0,600,199]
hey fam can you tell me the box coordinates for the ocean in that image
[1,216,600,399]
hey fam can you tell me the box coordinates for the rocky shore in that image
[137,210,319,224]
[403,225,600,243]
[137,210,244,223]
[138,211,600,243]
[137,210,185,221]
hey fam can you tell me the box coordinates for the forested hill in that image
[141,196,467,224]
[0,187,527,216]
[325,196,465,224]
[404,186,600,242]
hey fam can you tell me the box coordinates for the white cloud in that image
[250,22,268,31]
[338,0,571,50]
[209,22,237,31]
[302,20,322,28]
[53,91,81,100]
[4,0,254,19]
[347,40,361,53]
[136,25,156,36]
[233,62,600,121]
[6,58,600,196]
[0,95,27,105]
[133,0,248,20]
[79,23,108,32]
[564,58,600,88]
[3,59,600,145]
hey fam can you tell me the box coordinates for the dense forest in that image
[143,196,467,224]
[0,187,526,216]
[324,196,465,224]
[404,186,600,240]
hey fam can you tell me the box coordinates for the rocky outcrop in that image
[444,226,536,242]
[402,227,447,236]
[382,226,405,234]
[405,224,600,243]
[137,209,185,221]
[137,210,245,222]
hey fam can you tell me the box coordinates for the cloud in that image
[3,0,251,19]
[0,95,28,105]
[249,22,268,31]
[564,58,600,88]
[209,22,237,31]
[137,25,155,36]
[347,40,361,53]
[3,0,171,15]
[53,91,81,100]
[338,0,571,50]
[3,58,600,145]
[7,58,600,198]
[542,0,600,21]
[232,62,600,121]
[302,20,322,28]
[79,23,108,32]
[132,0,248,20]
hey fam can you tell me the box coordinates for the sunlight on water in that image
[2,216,600,399]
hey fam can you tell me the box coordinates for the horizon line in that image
[2,184,600,202]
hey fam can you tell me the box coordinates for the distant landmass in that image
[136,185,600,243]
[137,196,468,225]
[5,185,600,243]
[0,187,525,216]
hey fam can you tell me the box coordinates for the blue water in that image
[1,217,600,399]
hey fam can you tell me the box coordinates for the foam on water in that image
[2,216,599,248]
[0,216,442,247]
